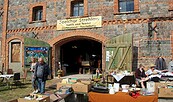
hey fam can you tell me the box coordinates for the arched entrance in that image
[61,38,102,74]
[48,31,107,77]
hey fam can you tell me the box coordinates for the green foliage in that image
[24,37,50,47]
[93,74,102,79]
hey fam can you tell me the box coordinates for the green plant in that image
[57,70,63,75]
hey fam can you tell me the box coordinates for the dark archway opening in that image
[60,39,102,74]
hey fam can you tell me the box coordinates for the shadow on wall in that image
[132,46,138,71]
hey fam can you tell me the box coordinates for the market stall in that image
[88,91,158,102]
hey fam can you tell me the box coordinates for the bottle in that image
[109,87,115,94]
[140,88,146,96]
[58,62,61,70]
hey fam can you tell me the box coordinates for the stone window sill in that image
[65,15,89,19]
[29,20,46,24]
[114,11,140,15]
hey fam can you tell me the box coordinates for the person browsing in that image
[34,57,50,94]
[135,64,149,88]
[30,57,38,94]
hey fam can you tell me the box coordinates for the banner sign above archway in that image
[57,16,102,30]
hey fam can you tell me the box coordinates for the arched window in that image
[11,42,21,62]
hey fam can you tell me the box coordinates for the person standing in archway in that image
[97,55,102,73]
[77,55,82,74]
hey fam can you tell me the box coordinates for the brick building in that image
[0,0,173,77]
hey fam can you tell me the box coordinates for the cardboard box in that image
[69,78,79,83]
[155,82,167,93]
[158,88,173,98]
[155,82,173,93]
[57,82,73,90]
[9,95,50,102]
[49,93,62,102]
[57,86,72,94]
[8,99,18,102]
[72,82,91,93]
[80,80,92,84]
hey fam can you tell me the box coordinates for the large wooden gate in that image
[106,34,133,71]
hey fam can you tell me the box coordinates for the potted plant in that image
[57,70,63,78]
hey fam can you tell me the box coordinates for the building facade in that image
[0,0,173,77]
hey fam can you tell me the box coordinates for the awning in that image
[24,37,50,47]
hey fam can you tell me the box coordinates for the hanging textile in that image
[155,57,167,70]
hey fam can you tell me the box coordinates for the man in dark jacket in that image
[34,57,49,94]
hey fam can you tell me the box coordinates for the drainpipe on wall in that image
[2,0,9,72]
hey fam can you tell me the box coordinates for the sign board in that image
[24,47,49,67]
[57,16,102,30]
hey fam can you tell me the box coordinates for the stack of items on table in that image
[9,93,50,102]
[91,81,157,97]
[57,78,92,93]
[90,79,173,98]
[155,81,173,98]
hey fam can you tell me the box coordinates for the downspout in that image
[2,0,9,72]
